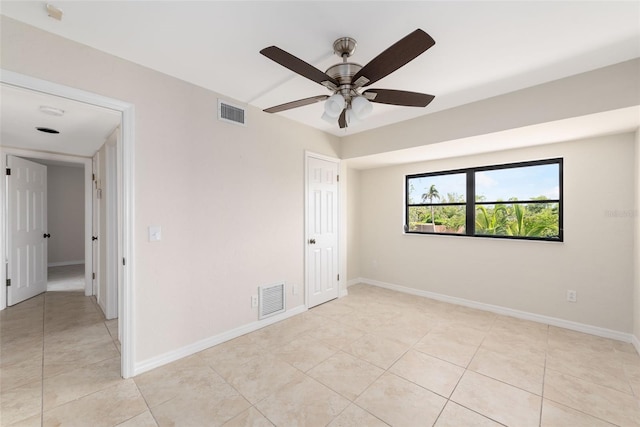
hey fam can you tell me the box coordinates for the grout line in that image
[130,379,157,424]
[250,404,274,426]
[445,401,510,426]
[538,324,549,426]
[197,353,258,412]
[40,292,46,426]
[432,319,494,426]
[22,290,126,424]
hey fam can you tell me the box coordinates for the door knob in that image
[309,238,316,244]
[92,236,98,241]
[43,233,51,238]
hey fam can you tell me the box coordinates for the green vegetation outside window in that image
[405,158,563,241]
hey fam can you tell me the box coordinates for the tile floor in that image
[1,284,640,426]
[47,264,85,292]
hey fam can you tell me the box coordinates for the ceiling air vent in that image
[218,99,246,126]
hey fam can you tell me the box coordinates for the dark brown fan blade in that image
[352,29,435,87]
[363,89,434,107]
[263,95,329,113]
[338,109,347,128]
[261,46,339,88]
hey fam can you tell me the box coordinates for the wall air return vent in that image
[259,282,285,320]
[218,99,246,126]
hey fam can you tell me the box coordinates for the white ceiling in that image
[1,0,639,139]
[0,83,121,157]
[0,2,636,371]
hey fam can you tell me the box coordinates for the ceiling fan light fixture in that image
[351,96,373,120]
[324,93,345,118]
[345,108,361,126]
[321,111,337,124]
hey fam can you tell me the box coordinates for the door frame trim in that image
[105,135,119,320]
[304,151,341,309]
[0,69,136,378]
[92,152,101,299]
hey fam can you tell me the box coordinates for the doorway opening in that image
[0,70,135,378]
[43,161,86,293]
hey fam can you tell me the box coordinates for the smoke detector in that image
[39,105,65,116]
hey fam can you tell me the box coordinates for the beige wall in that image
[341,59,640,160]
[1,17,340,362]
[47,164,84,265]
[346,168,361,282]
[634,130,640,345]
[355,133,635,333]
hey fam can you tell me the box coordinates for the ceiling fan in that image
[260,29,436,129]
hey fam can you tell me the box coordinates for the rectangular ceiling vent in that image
[259,282,285,320]
[218,99,246,126]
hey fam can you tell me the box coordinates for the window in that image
[407,172,467,234]
[406,158,562,241]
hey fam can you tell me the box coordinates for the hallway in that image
[1,291,120,425]
[47,265,85,292]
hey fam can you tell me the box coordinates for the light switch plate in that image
[148,226,161,242]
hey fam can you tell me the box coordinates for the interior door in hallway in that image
[7,155,48,306]
[306,155,339,308]
[92,154,100,299]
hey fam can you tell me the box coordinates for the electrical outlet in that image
[566,290,577,303]
[292,284,298,295]
[251,295,258,308]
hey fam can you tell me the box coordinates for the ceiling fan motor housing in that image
[325,62,362,84]
[327,37,363,102]
[325,62,363,102]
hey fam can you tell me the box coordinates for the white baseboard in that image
[360,277,634,344]
[47,283,84,292]
[48,260,84,267]
[346,278,360,288]
[134,304,308,376]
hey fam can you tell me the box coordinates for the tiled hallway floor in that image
[2,284,639,426]
[47,264,85,292]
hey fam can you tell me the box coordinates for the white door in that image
[306,155,339,308]
[7,156,48,306]
[92,154,100,298]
